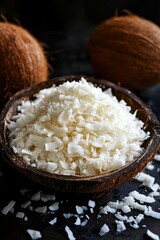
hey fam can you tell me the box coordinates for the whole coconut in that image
[87,14,160,90]
[0,22,48,109]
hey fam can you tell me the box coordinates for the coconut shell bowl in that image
[0,75,160,194]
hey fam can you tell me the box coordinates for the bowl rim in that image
[0,75,160,184]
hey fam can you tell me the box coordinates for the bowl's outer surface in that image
[0,75,160,193]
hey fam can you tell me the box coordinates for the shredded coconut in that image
[49,217,57,225]
[99,224,110,236]
[1,200,16,215]
[65,226,76,240]
[147,229,160,240]
[8,78,149,176]
[26,229,42,240]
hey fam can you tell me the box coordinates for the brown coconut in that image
[0,22,48,110]
[87,14,160,90]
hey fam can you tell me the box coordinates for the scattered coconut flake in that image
[121,205,131,213]
[129,190,155,203]
[74,217,81,226]
[115,212,128,221]
[99,205,116,214]
[24,216,28,221]
[10,207,15,214]
[63,213,73,219]
[41,194,56,202]
[49,202,59,211]
[49,217,57,225]
[1,200,16,215]
[16,212,25,219]
[26,229,42,240]
[34,206,47,214]
[153,154,160,162]
[134,172,155,188]
[21,200,31,209]
[31,191,41,201]
[144,206,160,219]
[150,183,160,192]
[81,219,88,226]
[88,200,96,208]
[147,229,159,240]
[85,214,90,220]
[65,226,76,240]
[135,214,144,224]
[76,205,84,215]
[99,224,110,236]
[115,220,126,232]
[146,163,155,171]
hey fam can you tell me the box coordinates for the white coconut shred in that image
[8,77,149,176]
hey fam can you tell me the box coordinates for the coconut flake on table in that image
[21,200,31,209]
[8,77,149,176]
[1,200,16,215]
[26,229,42,240]
[153,154,160,162]
[65,226,76,240]
[49,217,57,225]
[147,229,160,240]
[99,224,110,236]
[75,205,84,215]
[34,206,47,214]
[31,191,41,201]
[16,212,25,219]
[145,163,155,171]
[144,206,160,219]
[134,172,155,188]
[115,220,126,232]
[48,202,59,211]
[41,193,56,202]
[74,217,81,226]
[129,190,155,203]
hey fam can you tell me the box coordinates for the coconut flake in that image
[81,219,88,226]
[31,191,41,201]
[26,229,42,240]
[34,206,47,214]
[74,217,81,226]
[63,213,73,219]
[147,229,159,240]
[1,200,16,215]
[153,154,160,162]
[99,224,110,236]
[21,200,31,209]
[76,205,84,215]
[41,194,56,202]
[16,212,25,219]
[115,220,126,232]
[65,226,76,240]
[49,217,57,225]
[48,202,59,211]
[144,206,160,219]
[129,190,155,203]
[88,200,96,208]
[134,172,155,188]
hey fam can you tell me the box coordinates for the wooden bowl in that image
[0,75,160,193]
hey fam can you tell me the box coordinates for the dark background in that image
[1,0,160,77]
